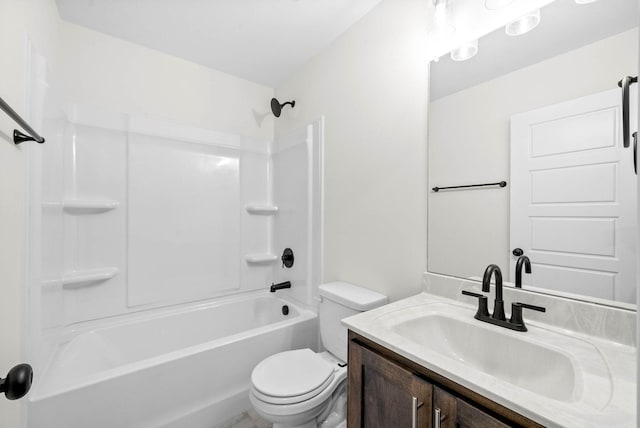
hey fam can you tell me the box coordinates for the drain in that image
[282,305,290,316]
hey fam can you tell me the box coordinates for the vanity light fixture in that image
[433,0,448,23]
[484,0,514,10]
[450,39,478,61]
[505,9,540,36]
[428,0,455,40]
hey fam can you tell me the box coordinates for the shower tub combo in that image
[27,292,318,428]
[26,105,323,428]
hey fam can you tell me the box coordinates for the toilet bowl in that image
[249,282,387,428]
[250,350,346,428]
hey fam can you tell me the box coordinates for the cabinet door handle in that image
[411,397,424,428]
[434,407,442,428]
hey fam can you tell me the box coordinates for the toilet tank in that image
[318,282,387,362]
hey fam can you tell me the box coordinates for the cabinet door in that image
[348,342,433,428]
[434,387,512,428]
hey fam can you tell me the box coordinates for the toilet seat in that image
[251,349,336,405]
[249,352,348,421]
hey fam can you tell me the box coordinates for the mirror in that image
[427,0,638,306]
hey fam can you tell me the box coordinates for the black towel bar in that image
[0,95,45,144]
[432,181,507,192]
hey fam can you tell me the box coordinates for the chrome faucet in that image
[515,256,531,288]
[462,264,546,332]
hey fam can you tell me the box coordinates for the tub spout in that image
[270,281,291,292]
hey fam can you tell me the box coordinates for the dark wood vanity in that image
[347,331,545,428]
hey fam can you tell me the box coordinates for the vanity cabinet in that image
[348,338,433,427]
[347,331,543,428]
[434,387,510,428]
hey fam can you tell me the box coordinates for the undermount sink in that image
[372,302,612,406]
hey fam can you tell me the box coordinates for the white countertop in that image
[342,291,636,428]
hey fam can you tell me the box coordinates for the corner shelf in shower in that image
[62,200,119,214]
[245,254,278,265]
[245,204,278,215]
[61,267,119,289]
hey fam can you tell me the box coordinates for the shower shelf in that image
[41,200,121,214]
[245,204,278,215]
[245,254,278,265]
[63,200,119,214]
[61,268,119,289]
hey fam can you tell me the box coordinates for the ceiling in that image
[430,0,639,100]
[55,0,382,87]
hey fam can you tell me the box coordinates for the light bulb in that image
[428,0,455,40]
[505,9,540,36]
[450,39,478,61]
[434,0,448,23]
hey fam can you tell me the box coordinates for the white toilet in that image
[249,281,387,428]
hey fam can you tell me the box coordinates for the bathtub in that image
[27,292,318,428]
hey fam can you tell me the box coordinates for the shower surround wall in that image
[271,122,324,305]
[37,107,276,327]
[27,102,322,427]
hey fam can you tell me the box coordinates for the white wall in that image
[428,28,639,279]
[57,22,274,140]
[0,1,61,425]
[275,0,429,302]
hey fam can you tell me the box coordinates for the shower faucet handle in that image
[281,248,294,268]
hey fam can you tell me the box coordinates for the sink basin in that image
[372,302,612,406]
[392,313,576,401]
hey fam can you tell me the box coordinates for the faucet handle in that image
[513,302,546,312]
[509,302,546,331]
[461,290,483,298]
[461,290,490,319]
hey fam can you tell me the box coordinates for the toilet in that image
[249,281,388,428]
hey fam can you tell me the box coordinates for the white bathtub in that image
[27,292,318,428]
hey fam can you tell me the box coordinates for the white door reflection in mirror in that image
[510,89,637,303]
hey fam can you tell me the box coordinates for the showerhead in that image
[271,97,295,118]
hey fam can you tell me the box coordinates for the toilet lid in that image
[251,349,335,399]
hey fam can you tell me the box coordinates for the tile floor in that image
[218,409,271,428]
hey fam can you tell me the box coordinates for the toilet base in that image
[318,383,346,428]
